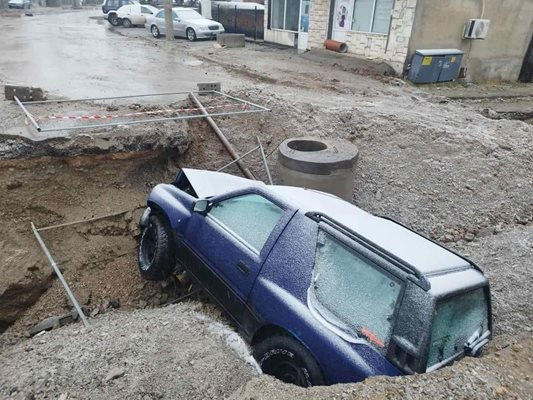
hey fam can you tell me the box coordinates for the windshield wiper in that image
[464,329,491,356]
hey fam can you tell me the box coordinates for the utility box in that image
[408,49,464,84]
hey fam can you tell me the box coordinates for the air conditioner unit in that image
[463,19,490,39]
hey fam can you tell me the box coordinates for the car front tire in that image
[122,18,132,28]
[186,27,196,41]
[253,335,324,387]
[151,25,161,38]
[138,213,175,281]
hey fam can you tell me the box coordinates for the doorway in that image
[297,0,311,51]
[331,0,352,42]
[519,34,533,82]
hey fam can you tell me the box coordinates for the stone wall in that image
[308,0,418,73]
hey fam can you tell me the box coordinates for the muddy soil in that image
[0,151,185,340]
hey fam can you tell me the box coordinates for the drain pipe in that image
[31,222,90,328]
[189,93,256,180]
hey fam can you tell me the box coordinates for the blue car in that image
[138,168,492,386]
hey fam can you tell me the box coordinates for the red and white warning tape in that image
[36,103,249,122]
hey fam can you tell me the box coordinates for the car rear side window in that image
[311,230,402,350]
[208,194,283,254]
[141,6,152,14]
[156,10,164,18]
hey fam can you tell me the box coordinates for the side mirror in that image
[193,199,211,214]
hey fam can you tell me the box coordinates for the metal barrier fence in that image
[211,4,264,41]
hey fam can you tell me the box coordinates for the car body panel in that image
[102,0,138,15]
[146,7,224,39]
[117,4,159,25]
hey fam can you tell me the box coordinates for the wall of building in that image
[308,0,418,73]
[263,0,298,47]
[408,0,533,81]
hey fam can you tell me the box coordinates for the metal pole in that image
[14,96,41,132]
[38,109,269,133]
[217,145,260,172]
[189,93,256,180]
[212,91,271,111]
[20,90,209,105]
[234,4,237,32]
[37,208,137,233]
[254,6,257,41]
[257,136,273,185]
[31,222,90,328]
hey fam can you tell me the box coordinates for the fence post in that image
[234,4,237,33]
[217,4,220,21]
[254,6,257,41]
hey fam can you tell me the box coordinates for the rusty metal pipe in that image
[324,39,348,53]
[188,93,256,180]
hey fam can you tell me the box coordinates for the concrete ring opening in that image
[286,139,328,152]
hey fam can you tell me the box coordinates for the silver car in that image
[146,7,224,41]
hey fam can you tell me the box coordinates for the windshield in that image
[310,229,402,351]
[427,287,489,370]
[176,10,203,19]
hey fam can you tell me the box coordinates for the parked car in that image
[145,7,224,41]
[138,169,492,387]
[7,0,31,9]
[102,0,138,26]
[116,4,160,28]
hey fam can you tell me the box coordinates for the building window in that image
[271,0,300,32]
[351,0,394,34]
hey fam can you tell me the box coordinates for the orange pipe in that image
[324,39,348,53]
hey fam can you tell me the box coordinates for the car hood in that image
[182,168,263,198]
[184,18,220,26]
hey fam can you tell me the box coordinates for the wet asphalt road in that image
[0,9,233,100]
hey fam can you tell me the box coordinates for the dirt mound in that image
[0,303,259,400]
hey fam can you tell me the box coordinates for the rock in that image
[104,367,125,382]
[90,308,100,318]
[138,300,147,308]
[109,299,120,309]
[494,386,508,396]
[464,233,475,242]
[6,181,23,190]
[375,190,382,201]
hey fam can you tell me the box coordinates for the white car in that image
[8,0,31,9]
[146,7,224,41]
[116,4,160,28]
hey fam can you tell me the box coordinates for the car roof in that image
[267,185,470,276]
[181,169,471,277]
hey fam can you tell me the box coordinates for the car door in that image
[154,10,165,34]
[140,6,154,25]
[172,11,187,37]
[183,190,294,322]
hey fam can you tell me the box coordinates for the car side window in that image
[156,10,164,18]
[207,194,284,254]
[172,11,179,20]
[108,0,118,7]
[311,229,402,350]
[141,6,152,14]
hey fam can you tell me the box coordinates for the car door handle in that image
[236,261,250,276]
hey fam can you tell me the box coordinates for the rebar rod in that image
[257,136,273,185]
[217,145,260,172]
[189,93,256,180]
[36,208,137,232]
[30,222,90,328]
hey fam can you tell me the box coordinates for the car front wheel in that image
[253,335,324,387]
[138,213,175,281]
[186,28,196,41]
[151,25,161,38]
[108,13,120,26]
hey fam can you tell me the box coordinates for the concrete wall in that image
[408,0,533,82]
[308,0,418,73]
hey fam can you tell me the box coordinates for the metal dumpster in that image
[408,49,464,84]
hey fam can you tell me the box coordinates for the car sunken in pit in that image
[138,168,492,387]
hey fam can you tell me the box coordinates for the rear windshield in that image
[427,287,489,370]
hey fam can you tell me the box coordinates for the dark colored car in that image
[138,168,492,387]
[102,0,137,26]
